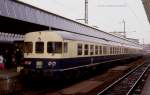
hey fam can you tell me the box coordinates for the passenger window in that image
[116,48,117,54]
[103,46,107,55]
[36,42,44,53]
[78,44,82,55]
[90,45,94,55]
[99,46,102,55]
[125,48,127,53]
[117,47,119,54]
[64,42,68,53]
[84,44,89,55]
[124,48,126,53]
[110,47,113,55]
[119,48,121,54]
[95,45,98,55]
[113,47,115,54]
[121,48,123,54]
[55,42,62,53]
[47,42,62,53]
[24,42,33,53]
[47,42,53,53]
[116,47,118,54]
[115,47,117,54]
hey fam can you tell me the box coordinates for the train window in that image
[113,47,115,54]
[55,42,62,53]
[110,47,113,55]
[125,48,127,53]
[120,48,121,54]
[90,45,94,55]
[123,48,125,53]
[114,47,116,54]
[121,48,122,53]
[99,46,102,55]
[113,47,114,54]
[115,47,117,54]
[124,48,127,53]
[36,42,44,53]
[120,48,122,54]
[95,45,98,55]
[47,42,53,53]
[84,44,89,55]
[103,46,107,55]
[47,42,62,53]
[112,47,114,54]
[116,47,118,54]
[64,42,68,53]
[24,42,33,53]
[117,47,119,54]
[115,48,117,54]
[78,44,82,55]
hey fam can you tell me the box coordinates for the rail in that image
[97,61,150,95]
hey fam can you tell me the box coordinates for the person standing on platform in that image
[0,53,5,70]
[15,48,23,66]
[4,49,12,69]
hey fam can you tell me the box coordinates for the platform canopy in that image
[0,0,141,47]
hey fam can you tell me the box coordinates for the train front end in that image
[22,31,67,78]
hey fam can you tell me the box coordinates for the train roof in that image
[56,31,142,48]
[25,30,142,49]
[55,31,112,44]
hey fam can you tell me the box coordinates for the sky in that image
[19,0,150,44]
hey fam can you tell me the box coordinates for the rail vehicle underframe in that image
[21,54,142,79]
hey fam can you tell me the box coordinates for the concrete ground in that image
[140,74,150,95]
[0,68,18,80]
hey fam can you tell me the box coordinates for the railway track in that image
[97,60,150,95]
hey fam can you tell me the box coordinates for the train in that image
[21,30,143,79]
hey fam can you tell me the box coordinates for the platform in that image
[140,74,150,95]
[0,69,18,80]
[61,80,102,94]
[0,68,20,94]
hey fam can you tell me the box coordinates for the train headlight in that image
[52,62,56,66]
[48,61,56,67]
[24,61,31,65]
[48,62,52,66]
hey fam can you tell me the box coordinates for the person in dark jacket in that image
[4,49,12,69]
[0,53,5,70]
[15,48,23,66]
